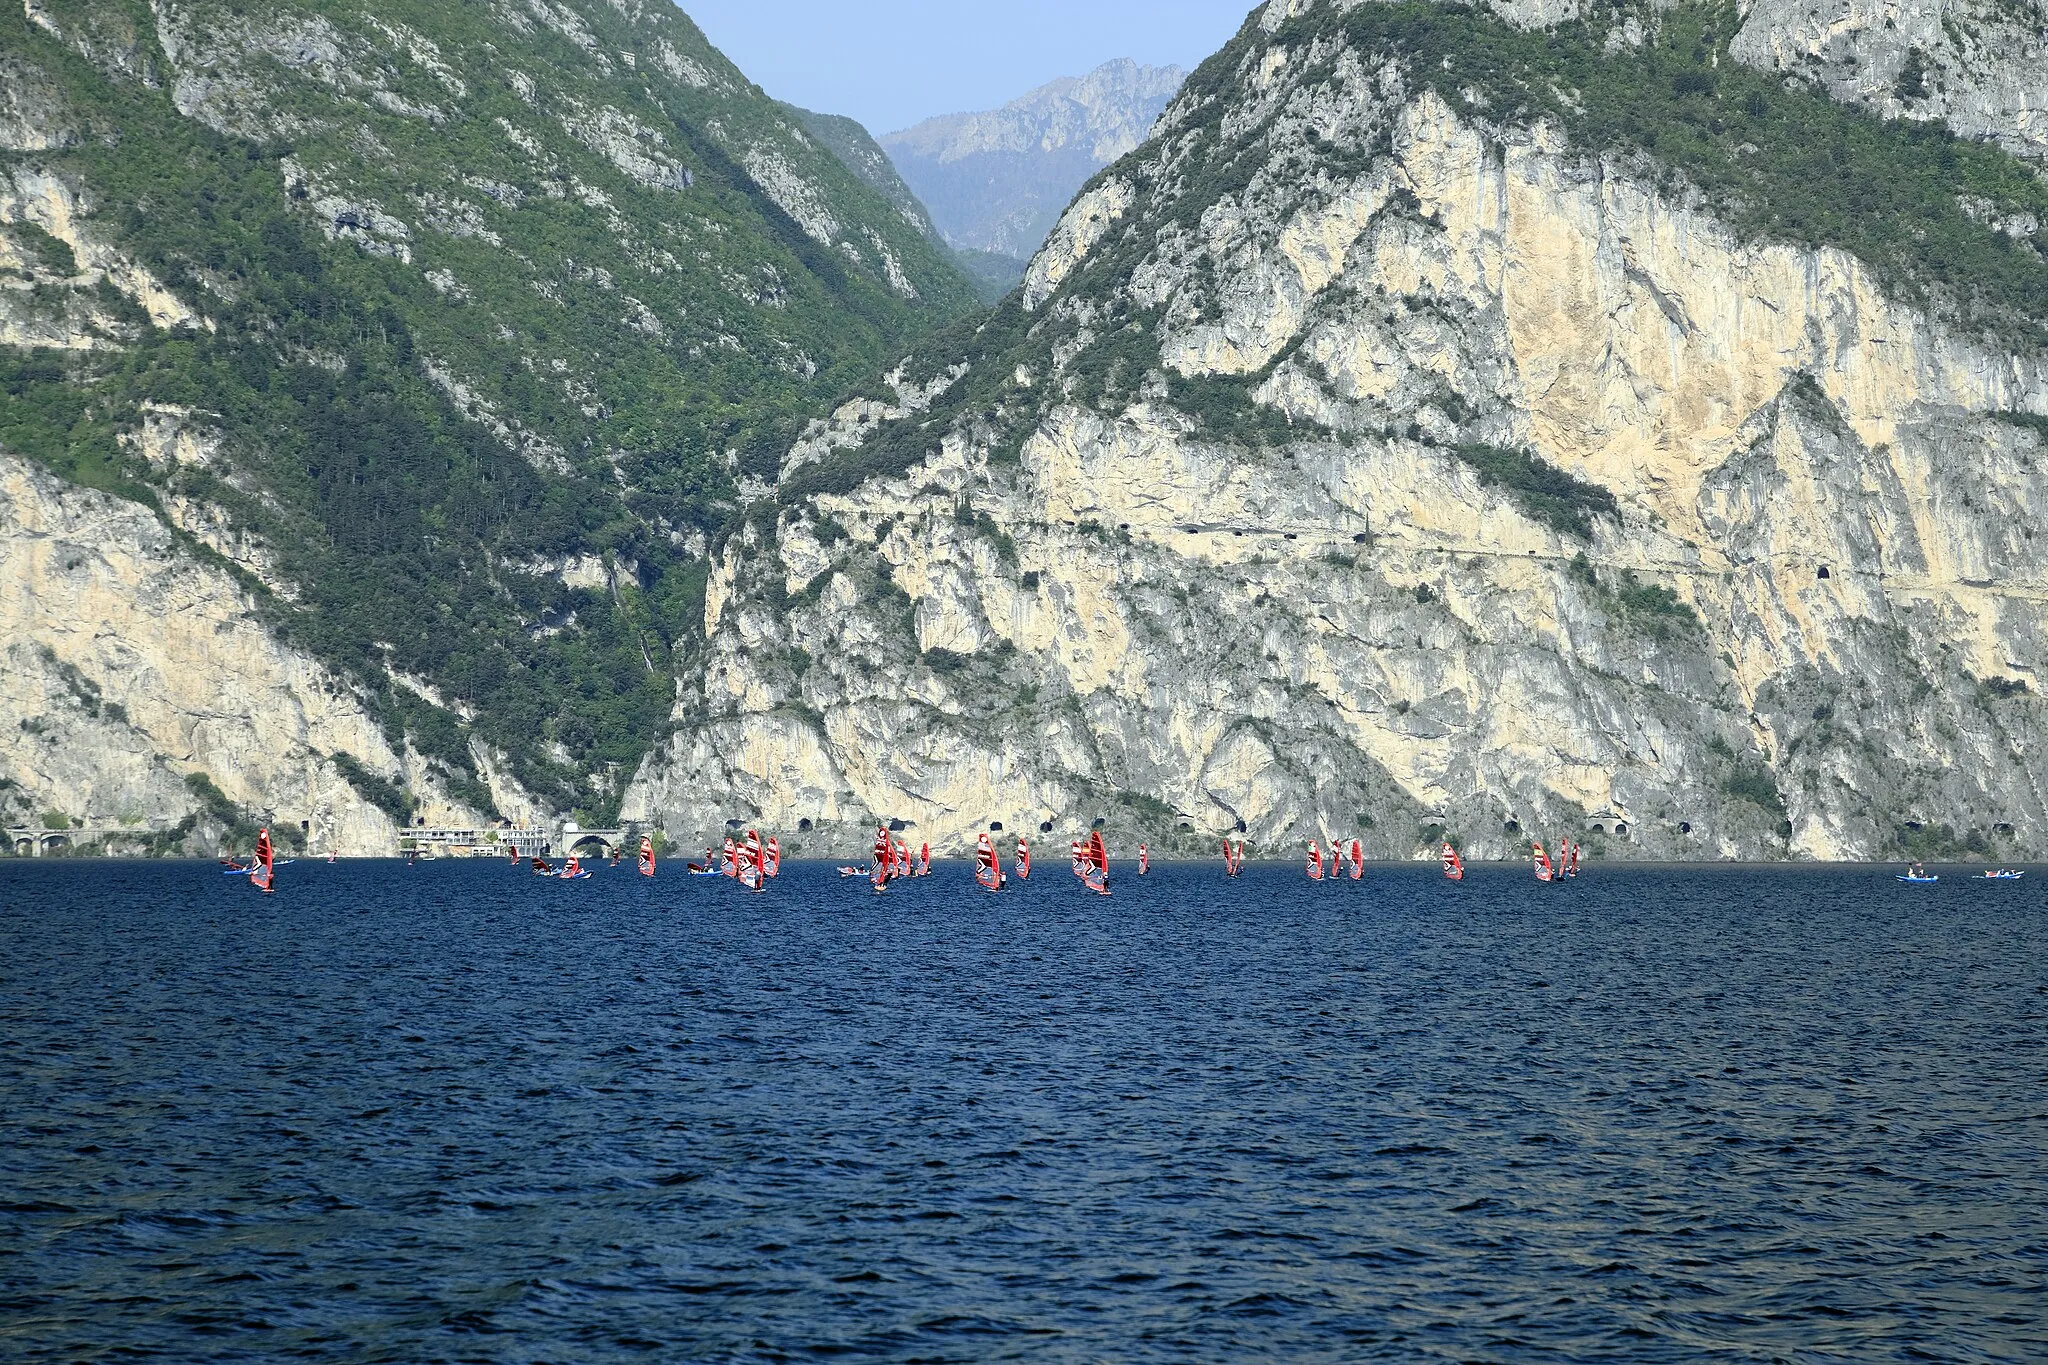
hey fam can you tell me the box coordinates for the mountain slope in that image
[0,0,979,845]
[786,102,1023,306]
[881,59,1185,262]
[625,0,2048,863]
[786,103,941,244]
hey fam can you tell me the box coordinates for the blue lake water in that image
[2,858,2044,1362]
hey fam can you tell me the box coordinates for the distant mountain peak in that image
[880,58,1186,261]
[886,58,1187,162]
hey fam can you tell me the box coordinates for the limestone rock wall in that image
[1730,0,2048,168]
[0,452,492,854]
[624,8,2048,863]
[1409,0,2048,169]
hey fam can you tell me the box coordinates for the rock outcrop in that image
[1729,0,2048,169]
[0,452,488,855]
[625,0,2048,863]
[1442,0,2048,169]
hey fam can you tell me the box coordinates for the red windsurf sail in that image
[1348,838,1364,880]
[1533,841,1554,882]
[1442,841,1465,881]
[638,835,656,877]
[975,832,1003,891]
[1306,840,1323,881]
[1083,830,1109,895]
[1138,843,1149,876]
[765,835,781,877]
[1015,837,1030,879]
[871,826,892,892]
[251,828,275,895]
[740,830,764,891]
[722,837,738,878]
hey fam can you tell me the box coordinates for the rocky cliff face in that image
[1,0,980,836]
[0,452,493,854]
[1728,0,2048,168]
[882,59,1186,262]
[1439,0,2048,169]
[624,0,2048,863]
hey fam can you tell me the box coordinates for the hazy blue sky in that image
[680,0,1256,135]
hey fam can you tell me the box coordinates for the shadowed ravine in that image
[2,861,2044,1360]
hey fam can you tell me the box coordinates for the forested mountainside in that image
[626,0,2048,863]
[882,59,1186,267]
[783,103,1019,307]
[784,103,941,248]
[0,0,978,852]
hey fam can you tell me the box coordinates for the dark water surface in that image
[3,860,2045,1362]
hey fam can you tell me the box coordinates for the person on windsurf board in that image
[1081,830,1110,896]
[871,826,894,894]
[975,831,1005,892]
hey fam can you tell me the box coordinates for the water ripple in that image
[2,859,2044,1361]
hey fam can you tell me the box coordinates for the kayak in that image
[1898,874,1939,884]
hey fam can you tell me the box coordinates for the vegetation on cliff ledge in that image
[1294,0,2048,344]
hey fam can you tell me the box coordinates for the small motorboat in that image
[1979,869,2026,881]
